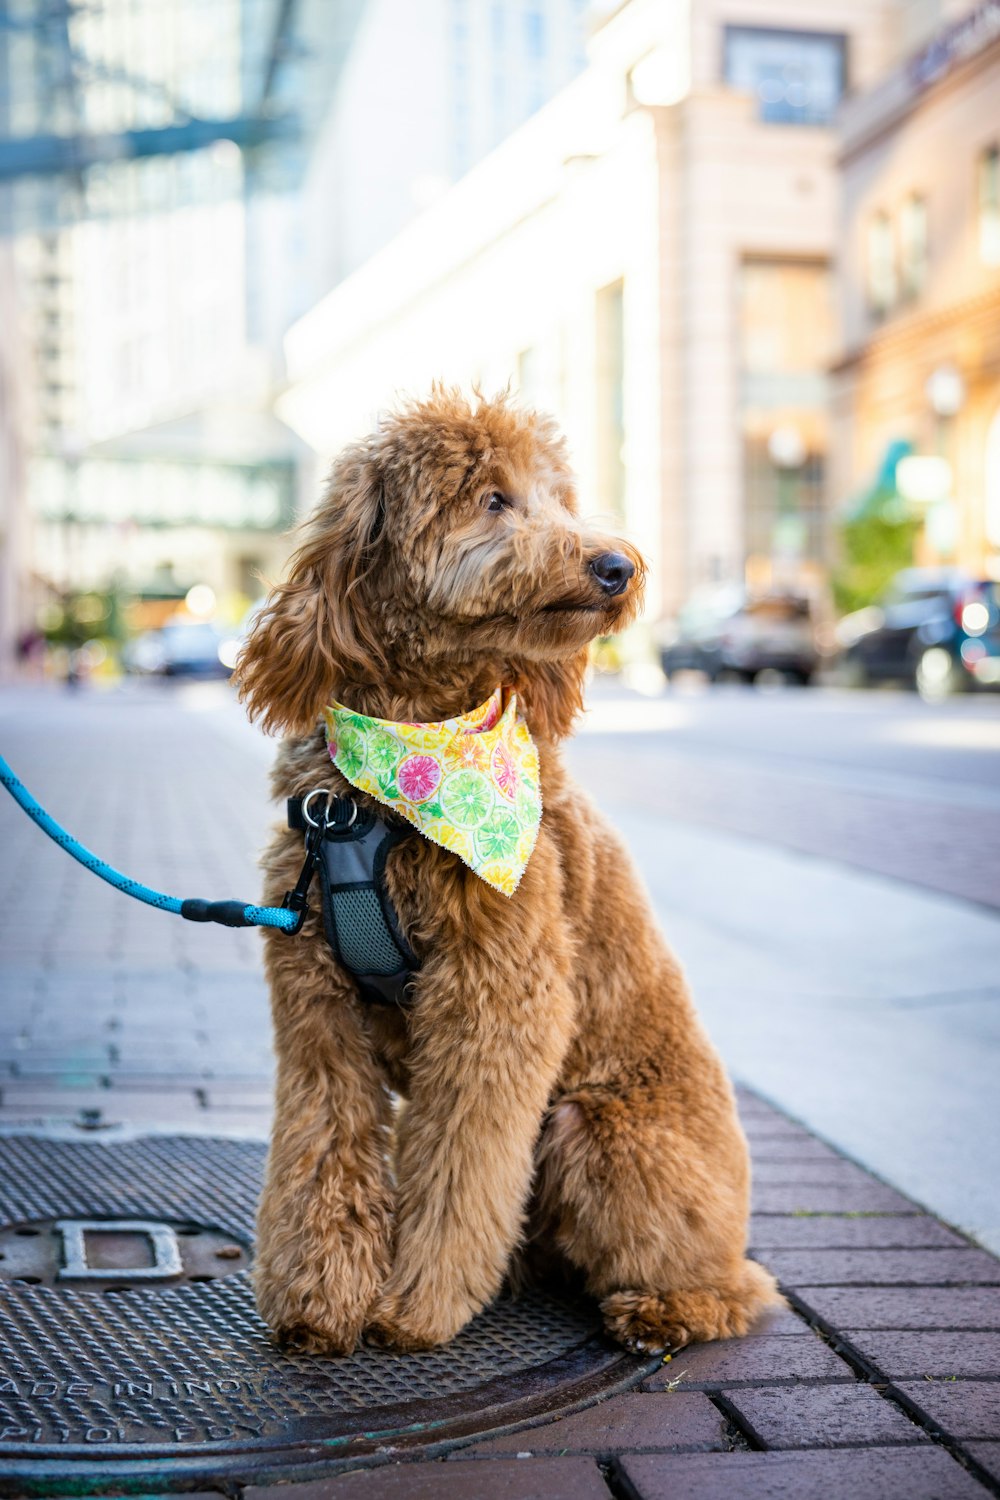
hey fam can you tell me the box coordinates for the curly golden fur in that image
[238,388,780,1357]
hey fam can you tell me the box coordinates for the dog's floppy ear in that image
[514,648,590,742]
[237,445,388,735]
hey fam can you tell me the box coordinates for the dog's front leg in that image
[254,932,394,1355]
[365,919,574,1352]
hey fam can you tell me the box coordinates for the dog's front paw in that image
[273,1318,361,1356]
[363,1287,475,1352]
[255,1268,373,1357]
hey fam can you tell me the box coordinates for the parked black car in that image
[837,568,1000,699]
[658,587,827,685]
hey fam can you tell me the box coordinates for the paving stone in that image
[722,1382,929,1449]
[199,1083,275,1108]
[449,1393,725,1457]
[798,1286,1000,1330]
[0,1090,208,1125]
[246,1457,612,1499]
[749,1215,965,1251]
[11,1052,112,1073]
[104,1073,226,1092]
[643,1334,850,1390]
[753,1183,918,1215]
[108,1056,216,1076]
[749,1139,845,1164]
[743,1120,819,1142]
[965,1442,1000,1483]
[752,1161,887,1186]
[843,1331,1000,1379]
[196,1110,271,1135]
[759,1249,1000,1287]
[744,1305,815,1337]
[896,1380,1000,1440]
[615,1447,986,1499]
[735,1091,787,1119]
[3,1071,107,1092]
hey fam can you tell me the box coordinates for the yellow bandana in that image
[323,688,541,896]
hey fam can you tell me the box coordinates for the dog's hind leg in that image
[534,1089,782,1355]
[254,925,394,1355]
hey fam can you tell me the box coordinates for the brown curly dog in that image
[237,387,780,1358]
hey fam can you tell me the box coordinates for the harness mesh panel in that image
[332,887,406,975]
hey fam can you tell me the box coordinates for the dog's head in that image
[238,388,645,738]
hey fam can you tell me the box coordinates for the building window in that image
[724,26,846,126]
[867,211,897,317]
[899,194,928,300]
[980,144,1000,267]
[739,260,833,569]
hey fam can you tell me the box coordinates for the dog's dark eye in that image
[486,491,510,512]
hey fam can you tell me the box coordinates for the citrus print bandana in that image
[323,688,541,896]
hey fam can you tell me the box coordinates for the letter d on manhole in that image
[55,1219,183,1281]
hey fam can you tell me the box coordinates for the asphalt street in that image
[1,676,998,1257]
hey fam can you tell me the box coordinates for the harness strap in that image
[287,795,419,1008]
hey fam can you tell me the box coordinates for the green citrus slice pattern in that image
[440,768,493,829]
[367,728,402,774]
[475,808,520,862]
[515,784,538,829]
[334,723,366,780]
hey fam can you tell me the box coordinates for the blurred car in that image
[658,587,827,685]
[123,622,235,679]
[837,568,1000,699]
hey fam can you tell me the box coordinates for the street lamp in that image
[925,365,966,419]
[896,455,951,505]
[767,425,807,470]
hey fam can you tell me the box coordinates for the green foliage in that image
[39,587,127,648]
[833,509,920,616]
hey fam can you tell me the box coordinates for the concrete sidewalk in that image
[1,681,999,1497]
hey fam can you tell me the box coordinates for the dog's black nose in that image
[589,551,635,597]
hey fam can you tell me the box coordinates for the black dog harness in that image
[286,791,419,1007]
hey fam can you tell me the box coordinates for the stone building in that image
[832,0,1000,580]
[279,0,904,619]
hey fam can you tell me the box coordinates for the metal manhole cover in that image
[0,1135,650,1494]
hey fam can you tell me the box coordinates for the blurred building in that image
[278,0,909,620]
[0,243,31,670]
[832,0,1000,580]
[297,0,590,300]
[0,0,362,668]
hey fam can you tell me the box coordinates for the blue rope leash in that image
[0,751,299,933]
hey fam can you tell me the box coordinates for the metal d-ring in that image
[302,788,357,830]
